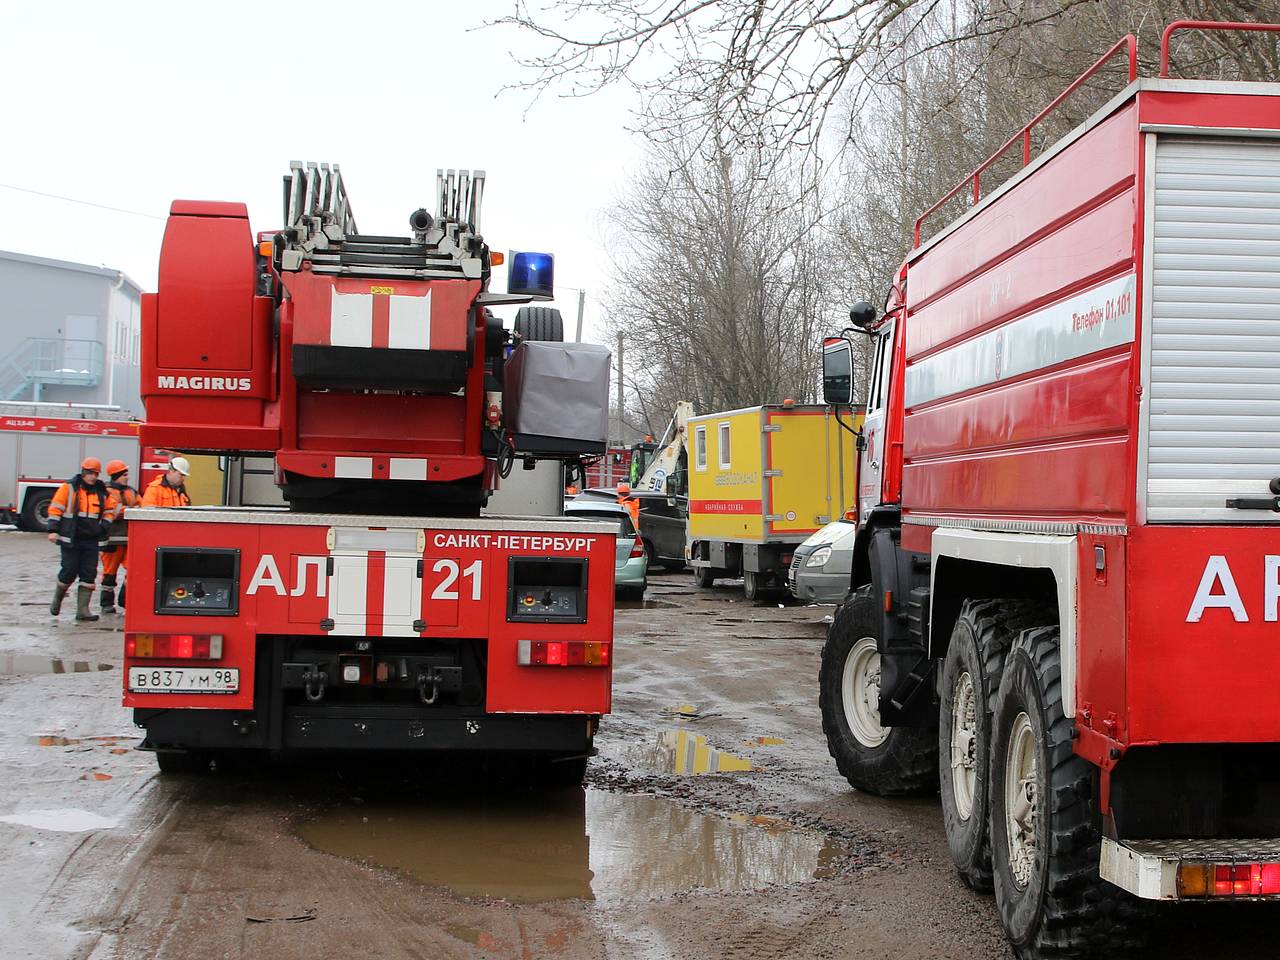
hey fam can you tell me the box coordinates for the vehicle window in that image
[568,510,635,536]
[695,425,707,471]
[717,422,731,469]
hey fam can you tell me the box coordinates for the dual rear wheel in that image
[820,590,1143,958]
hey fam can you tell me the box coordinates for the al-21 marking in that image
[243,554,485,601]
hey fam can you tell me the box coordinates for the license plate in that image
[128,667,239,694]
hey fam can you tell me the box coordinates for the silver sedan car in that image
[787,518,857,604]
[563,500,648,600]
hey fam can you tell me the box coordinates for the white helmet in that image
[168,456,191,477]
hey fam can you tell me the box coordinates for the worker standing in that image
[47,457,120,622]
[99,459,141,614]
[142,456,193,508]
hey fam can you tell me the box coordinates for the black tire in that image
[20,491,54,532]
[514,306,564,342]
[743,569,762,601]
[538,753,589,788]
[989,627,1146,959]
[939,599,1045,892]
[819,587,938,796]
[693,565,715,588]
[155,749,211,774]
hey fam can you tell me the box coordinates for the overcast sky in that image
[0,1,643,344]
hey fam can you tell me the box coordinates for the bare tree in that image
[603,136,836,431]
[495,0,1111,153]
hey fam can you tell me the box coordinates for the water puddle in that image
[615,598,678,610]
[0,808,119,832]
[300,788,841,903]
[643,729,754,774]
[0,654,113,676]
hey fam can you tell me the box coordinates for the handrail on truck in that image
[912,35,1138,247]
[1160,20,1280,77]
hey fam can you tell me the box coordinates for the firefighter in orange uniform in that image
[99,459,141,614]
[47,457,120,622]
[142,457,193,508]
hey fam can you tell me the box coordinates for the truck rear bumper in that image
[1101,837,1280,900]
[135,705,597,754]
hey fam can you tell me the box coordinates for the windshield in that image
[567,510,635,537]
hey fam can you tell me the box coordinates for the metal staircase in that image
[0,338,104,401]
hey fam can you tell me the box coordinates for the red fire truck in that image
[818,21,1280,957]
[124,164,615,783]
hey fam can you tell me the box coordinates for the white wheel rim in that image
[949,670,978,821]
[1004,711,1038,889]
[842,637,889,748]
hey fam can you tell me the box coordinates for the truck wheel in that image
[538,753,589,788]
[693,566,715,588]
[514,306,564,342]
[20,492,53,532]
[819,588,937,796]
[743,569,762,600]
[939,599,1045,892]
[989,627,1145,959]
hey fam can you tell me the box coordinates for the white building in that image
[0,250,143,415]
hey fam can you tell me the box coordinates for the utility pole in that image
[575,289,585,342]
[615,331,624,444]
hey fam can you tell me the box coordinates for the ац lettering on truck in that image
[123,164,615,783]
[818,21,1280,958]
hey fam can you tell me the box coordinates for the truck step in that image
[1101,836,1280,900]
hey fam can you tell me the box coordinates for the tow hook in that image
[417,672,439,705]
[303,668,328,703]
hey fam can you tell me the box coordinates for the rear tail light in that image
[629,539,645,559]
[1177,862,1280,898]
[125,633,223,660]
[517,639,611,667]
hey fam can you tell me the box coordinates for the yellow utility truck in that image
[687,402,863,599]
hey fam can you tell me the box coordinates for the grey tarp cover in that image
[505,341,611,451]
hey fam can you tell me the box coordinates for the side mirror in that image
[822,337,855,406]
[849,300,876,330]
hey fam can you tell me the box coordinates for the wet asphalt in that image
[0,529,1277,959]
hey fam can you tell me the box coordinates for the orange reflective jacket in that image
[48,476,120,544]
[142,476,192,508]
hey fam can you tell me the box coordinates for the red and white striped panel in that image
[327,529,424,638]
[331,291,433,351]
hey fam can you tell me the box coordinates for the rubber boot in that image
[117,581,126,610]
[75,585,99,622]
[100,587,117,615]
[50,581,70,616]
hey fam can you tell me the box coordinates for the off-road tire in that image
[989,627,1146,959]
[940,599,1045,891]
[514,306,564,342]
[538,752,589,788]
[155,749,211,774]
[20,492,53,532]
[819,587,938,796]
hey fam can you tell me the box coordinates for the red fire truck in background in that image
[124,163,615,783]
[0,402,166,529]
[819,21,1280,958]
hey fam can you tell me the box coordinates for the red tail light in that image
[629,538,645,559]
[125,633,223,660]
[517,640,611,667]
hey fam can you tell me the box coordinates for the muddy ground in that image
[0,529,1276,959]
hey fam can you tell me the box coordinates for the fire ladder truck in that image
[124,163,615,783]
[818,21,1280,958]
